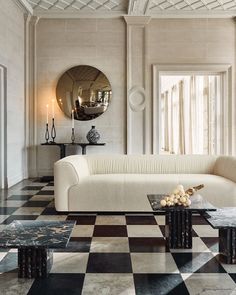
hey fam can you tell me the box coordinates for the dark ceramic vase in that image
[86,126,100,144]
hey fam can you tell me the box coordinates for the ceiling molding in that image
[124,15,151,25]
[14,0,33,14]
[24,0,236,18]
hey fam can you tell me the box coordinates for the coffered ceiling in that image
[19,0,236,17]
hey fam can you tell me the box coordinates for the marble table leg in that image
[18,247,53,278]
[165,210,192,249]
[219,228,236,264]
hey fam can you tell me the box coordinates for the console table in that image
[41,142,106,158]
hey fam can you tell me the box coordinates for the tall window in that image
[160,75,221,155]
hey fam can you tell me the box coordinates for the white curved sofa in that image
[54,155,236,212]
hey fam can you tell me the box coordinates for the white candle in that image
[46,104,49,124]
[52,99,55,118]
[72,109,74,128]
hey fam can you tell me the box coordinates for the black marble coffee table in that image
[0,220,75,278]
[148,194,216,249]
[206,208,236,264]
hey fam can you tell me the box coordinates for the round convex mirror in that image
[56,65,112,121]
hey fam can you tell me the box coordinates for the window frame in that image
[153,64,233,155]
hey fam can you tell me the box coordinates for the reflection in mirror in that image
[56,65,112,121]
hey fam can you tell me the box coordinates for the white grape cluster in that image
[160,184,191,207]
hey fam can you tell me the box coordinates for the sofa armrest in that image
[214,156,236,183]
[54,155,90,211]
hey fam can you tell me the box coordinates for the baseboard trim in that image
[8,172,24,188]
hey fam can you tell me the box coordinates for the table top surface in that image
[148,194,216,212]
[0,221,75,248]
[206,208,236,229]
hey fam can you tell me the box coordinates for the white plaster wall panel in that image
[36,18,126,176]
[147,18,235,155]
[125,17,150,155]
[0,0,26,186]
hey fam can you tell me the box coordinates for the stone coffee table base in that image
[219,228,236,264]
[18,247,53,279]
[206,208,236,264]
[148,194,216,249]
[165,210,192,249]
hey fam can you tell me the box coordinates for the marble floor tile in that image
[12,207,45,215]
[71,225,94,237]
[8,192,36,198]
[129,237,167,253]
[28,274,85,295]
[36,215,68,221]
[131,253,179,274]
[93,225,127,237]
[155,215,165,225]
[51,253,89,273]
[2,215,37,224]
[0,207,18,215]
[29,195,54,201]
[193,225,219,237]
[0,200,27,207]
[0,252,7,261]
[41,186,54,191]
[126,215,157,225]
[133,273,189,295]
[86,253,132,273]
[184,273,236,295]
[21,186,44,191]
[36,190,54,195]
[201,237,219,252]
[170,237,211,253]
[0,253,17,273]
[67,215,96,225]
[127,225,163,237]
[172,252,225,273]
[90,237,129,253]
[82,274,135,295]
[22,201,51,207]
[95,215,126,225]
[0,215,9,223]
[54,238,91,253]
[0,272,34,295]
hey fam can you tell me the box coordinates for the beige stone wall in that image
[36,17,235,175]
[0,0,25,186]
[147,18,235,154]
[36,18,126,175]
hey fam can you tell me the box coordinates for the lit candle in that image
[52,99,55,118]
[46,104,49,124]
[72,109,74,129]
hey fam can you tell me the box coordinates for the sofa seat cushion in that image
[68,174,236,211]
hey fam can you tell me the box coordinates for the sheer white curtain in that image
[161,75,217,155]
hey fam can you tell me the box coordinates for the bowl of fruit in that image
[160,184,204,208]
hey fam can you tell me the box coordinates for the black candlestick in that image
[71,128,75,144]
[45,123,49,143]
[51,118,56,143]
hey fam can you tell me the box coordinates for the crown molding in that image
[13,0,33,14]
[124,15,151,25]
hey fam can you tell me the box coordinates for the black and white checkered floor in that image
[0,180,236,295]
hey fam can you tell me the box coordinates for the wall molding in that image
[0,65,7,189]
[152,63,234,155]
[26,16,39,178]
[124,16,150,154]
